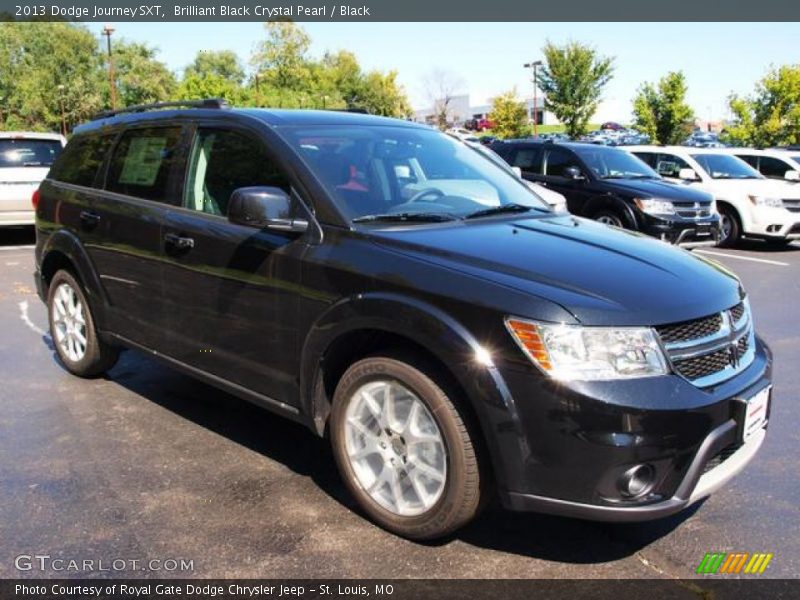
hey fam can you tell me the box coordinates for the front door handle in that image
[164,232,195,250]
[79,210,101,226]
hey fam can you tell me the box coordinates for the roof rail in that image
[93,98,230,120]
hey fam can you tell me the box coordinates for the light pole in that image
[524,60,542,137]
[102,25,117,110]
[57,85,67,136]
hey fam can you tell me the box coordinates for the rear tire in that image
[330,354,484,540]
[717,205,741,248]
[47,269,119,378]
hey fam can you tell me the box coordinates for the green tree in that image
[632,71,694,144]
[537,41,614,138]
[112,40,177,107]
[251,21,312,92]
[185,49,245,85]
[0,22,104,132]
[724,65,800,147]
[489,89,528,139]
[177,73,249,105]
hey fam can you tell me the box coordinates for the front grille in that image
[703,443,742,474]
[673,201,712,219]
[657,300,754,387]
[783,199,800,213]
[656,313,722,344]
[730,302,745,324]
[673,348,732,380]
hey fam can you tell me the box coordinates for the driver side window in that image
[544,147,580,178]
[185,128,290,217]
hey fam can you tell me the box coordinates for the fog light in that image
[767,224,781,233]
[618,464,655,498]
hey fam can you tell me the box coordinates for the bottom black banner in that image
[1,579,798,600]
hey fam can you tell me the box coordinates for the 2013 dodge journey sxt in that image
[33,99,773,540]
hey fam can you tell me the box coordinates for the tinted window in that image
[107,127,182,202]
[759,156,792,179]
[655,153,691,178]
[0,139,62,168]
[544,147,577,177]
[690,154,762,179]
[49,135,113,187]
[185,128,290,216]
[633,152,657,168]
[736,154,759,169]
[512,146,543,173]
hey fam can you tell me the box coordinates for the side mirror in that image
[511,166,523,178]
[785,170,800,181]
[678,168,699,181]
[228,186,308,232]
[564,166,585,180]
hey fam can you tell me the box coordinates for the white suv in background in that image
[629,145,800,247]
[0,132,66,227]
[721,148,800,183]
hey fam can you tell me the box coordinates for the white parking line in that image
[694,250,789,267]
[18,300,49,337]
[0,245,34,251]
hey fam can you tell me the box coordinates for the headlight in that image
[505,318,669,381]
[634,198,676,215]
[748,195,782,208]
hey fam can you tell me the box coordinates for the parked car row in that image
[490,139,800,249]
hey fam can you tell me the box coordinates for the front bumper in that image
[745,205,800,240]
[639,213,720,247]
[492,336,772,521]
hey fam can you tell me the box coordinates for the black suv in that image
[34,100,772,540]
[490,140,721,247]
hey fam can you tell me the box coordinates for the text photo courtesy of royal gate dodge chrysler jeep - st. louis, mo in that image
[0,7,798,599]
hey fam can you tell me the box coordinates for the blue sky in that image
[104,22,798,122]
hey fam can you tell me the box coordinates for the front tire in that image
[717,205,741,248]
[330,354,484,540]
[47,269,119,377]
[593,209,626,228]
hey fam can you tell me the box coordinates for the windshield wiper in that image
[352,212,457,224]
[463,203,536,220]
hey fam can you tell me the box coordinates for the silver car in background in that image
[1,132,66,227]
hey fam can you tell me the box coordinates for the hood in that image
[602,178,714,203]
[703,177,800,200]
[369,215,742,326]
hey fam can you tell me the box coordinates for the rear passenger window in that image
[50,135,114,188]
[106,127,182,202]
[185,128,290,217]
[655,153,690,178]
[758,156,791,179]
[512,147,543,173]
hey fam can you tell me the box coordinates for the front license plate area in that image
[740,386,771,443]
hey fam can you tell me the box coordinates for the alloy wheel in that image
[343,380,447,516]
[51,282,88,362]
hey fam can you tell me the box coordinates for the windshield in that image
[0,139,63,168]
[571,145,659,179]
[690,153,762,179]
[280,125,549,222]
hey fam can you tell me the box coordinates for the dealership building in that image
[413,94,552,127]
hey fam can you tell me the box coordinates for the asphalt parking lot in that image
[0,227,798,580]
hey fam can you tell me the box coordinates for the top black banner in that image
[2,0,800,21]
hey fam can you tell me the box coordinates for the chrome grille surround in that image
[656,300,755,388]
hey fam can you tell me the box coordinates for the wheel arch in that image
[584,195,638,228]
[39,229,109,329]
[300,293,526,491]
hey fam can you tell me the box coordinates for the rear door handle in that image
[79,210,101,225]
[164,232,195,250]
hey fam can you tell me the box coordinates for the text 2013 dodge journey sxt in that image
[34,100,773,540]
